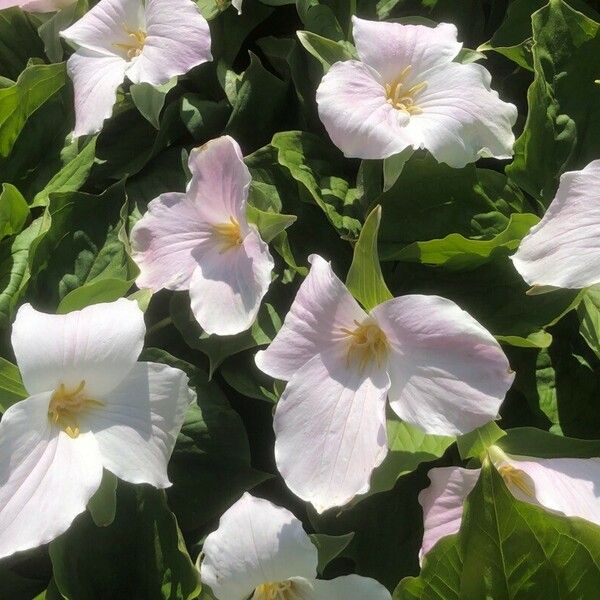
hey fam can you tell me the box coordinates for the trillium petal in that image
[0,0,74,12]
[187,136,251,227]
[232,0,242,13]
[418,466,479,563]
[274,347,390,512]
[0,393,103,558]
[316,60,419,160]
[372,295,514,436]
[256,254,367,381]
[86,362,193,489]
[125,0,212,86]
[200,493,318,600]
[411,62,517,167]
[310,575,392,600]
[352,17,461,83]
[60,0,144,56]
[130,192,207,292]
[511,160,600,289]
[66,50,127,137]
[11,299,145,398]
[189,228,274,336]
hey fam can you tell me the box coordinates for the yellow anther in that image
[341,319,389,371]
[113,24,147,60]
[212,217,244,252]
[385,65,427,115]
[253,581,299,600]
[48,381,103,439]
[497,464,535,498]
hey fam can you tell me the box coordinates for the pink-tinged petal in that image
[189,228,274,336]
[0,0,74,12]
[273,347,390,513]
[201,493,318,600]
[232,0,242,13]
[66,50,127,137]
[352,17,461,82]
[316,60,421,160]
[255,254,367,381]
[60,0,144,56]
[409,62,517,167]
[125,0,212,86]
[131,192,208,292]
[186,136,251,227]
[418,466,480,563]
[11,300,145,398]
[0,393,103,559]
[511,160,600,289]
[310,575,392,600]
[372,295,514,436]
[85,362,193,489]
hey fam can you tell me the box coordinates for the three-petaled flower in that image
[316,17,517,167]
[200,493,392,600]
[255,255,514,512]
[0,299,194,558]
[61,0,212,136]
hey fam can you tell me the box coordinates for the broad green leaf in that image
[130,78,178,129]
[180,95,231,143]
[346,205,392,311]
[246,204,296,243]
[383,148,414,192]
[86,470,118,528]
[499,426,600,458]
[0,356,27,412]
[57,278,134,314]
[578,285,600,360]
[0,62,66,157]
[456,421,506,460]
[0,563,46,600]
[295,0,345,40]
[296,30,355,71]
[37,0,88,63]
[390,213,538,270]
[0,183,28,240]
[309,532,355,575]
[0,8,45,79]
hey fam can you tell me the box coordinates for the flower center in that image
[113,24,147,61]
[48,381,103,439]
[385,65,427,116]
[212,217,244,252]
[252,581,299,600]
[497,464,535,498]
[341,319,389,370]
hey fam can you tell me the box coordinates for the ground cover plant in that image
[1,0,600,598]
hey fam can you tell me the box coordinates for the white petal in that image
[3,0,75,11]
[186,136,251,227]
[60,0,144,56]
[310,575,392,600]
[418,466,479,563]
[409,62,517,167]
[125,0,212,85]
[130,192,207,292]
[200,493,318,600]
[0,393,103,558]
[85,362,194,489]
[189,228,274,336]
[511,160,600,289]
[255,254,367,381]
[231,0,242,13]
[316,60,420,160]
[274,348,390,513]
[352,17,461,83]
[66,50,127,137]
[11,300,145,398]
[372,296,514,436]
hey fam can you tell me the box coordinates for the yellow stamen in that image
[212,216,244,252]
[113,24,147,61]
[385,65,427,115]
[48,381,104,439]
[497,464,535,498]
[341,319,389,371]
[253,581,299,600]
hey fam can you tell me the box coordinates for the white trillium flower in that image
[316,17,517,167]
[60,0,212,137]
[419,446,600,562]
[0,299,194,559]
[511,160,600,291]
[200,493,392,600]
[255,255,514,513]
[130,135,274,336]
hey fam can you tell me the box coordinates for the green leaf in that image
[578,285,600,360]
[130,78,178,129]
[499,427,600,458]
[383,148,414,192]
[346,205,392,311]
[456,421,506,460]
[309,532,355,575]
[0,61,66,157]
[180,95,231,143]
[56,278,134,314]
[0,9,45,79]
[0,183,28,240]
[37,0,88,63]
[246,204,296,243]
[296,30,355,71]
[0,356,27,412]
[391,213,539,270]
[86,470,118,528]
[295,0,345,40]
